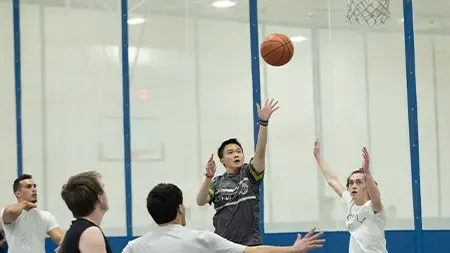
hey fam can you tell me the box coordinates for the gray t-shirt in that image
[121,224,246,253]
[208,158,264,245]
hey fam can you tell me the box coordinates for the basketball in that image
[260,33,294,67]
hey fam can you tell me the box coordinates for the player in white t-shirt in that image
[122,183,325,253]
[313,141,388,253]
[0,174,64,253]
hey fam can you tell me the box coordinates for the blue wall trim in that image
[12,0,23,177]
[45,231,450,253]
[402,1,423,253]
[120,0,133,238]
[248,0,265,237]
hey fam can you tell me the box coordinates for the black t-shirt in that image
[59,218,112,253]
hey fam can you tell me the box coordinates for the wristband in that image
[259,119,268,126]
[205,173,214,179]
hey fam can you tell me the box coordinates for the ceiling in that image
[3,0,450,32]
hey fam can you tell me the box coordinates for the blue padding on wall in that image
[402,1,423,253]
[12,0,23,177]
[44,231,450,253]
[120,0,133,238]
[248,0,265,237]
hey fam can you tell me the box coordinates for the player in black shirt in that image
[59,171,112,253]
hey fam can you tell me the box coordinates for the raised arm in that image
[196,154,216,206]
[313,140,345,197]
[208,226,324,253]
[252,98,279,173]
[362,147,382,213]
[2,201,36,224]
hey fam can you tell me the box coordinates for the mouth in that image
[32,193,37,198]
[351,191,357,195]
[233,159,241,164]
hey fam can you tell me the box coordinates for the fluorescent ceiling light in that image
[290,36,308,43]
[128,17,146,25]
[212,0,236,8]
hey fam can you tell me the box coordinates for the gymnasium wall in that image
[0,0,449,253]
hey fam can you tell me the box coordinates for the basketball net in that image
[346,0,391,27]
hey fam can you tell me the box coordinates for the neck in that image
[158,218,181,227]
[225,167,240,174]
[81,209,104,226]
[353,197,369,206]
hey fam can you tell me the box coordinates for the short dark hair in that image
[61,171,103,218]
[217,138,243,159]
[13,174,33,193]
[147,183,183,225]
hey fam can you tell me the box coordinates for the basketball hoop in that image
[346,0,391,27]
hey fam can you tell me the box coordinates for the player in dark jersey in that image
[59,171,112,253]
[196,98,279,245]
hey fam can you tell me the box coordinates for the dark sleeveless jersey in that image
[59,218,112,253]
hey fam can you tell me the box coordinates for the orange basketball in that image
[260,33,294,67]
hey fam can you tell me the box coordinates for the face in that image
[178,204,186,226]
[15,179,37,203]
[97,179,109,212]
[220,144,244,171]
[347,173,369,203]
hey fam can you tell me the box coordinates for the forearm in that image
[365,172,380,200]
[316,159,339,182]
[253,125,268,172]
[245,245,295,253]
[196,177,212,206]
[2,202,27,223]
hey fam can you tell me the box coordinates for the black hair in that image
[217,138,243,159]
[147,183,183,225]
[13,174,33,193]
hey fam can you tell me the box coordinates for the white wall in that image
[20,5,126,235]
[0,1,449,237]
[416,34,450,229]
[0,2,19,211]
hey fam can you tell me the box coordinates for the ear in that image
[98,193,105,204]
[219,158,225,166]
[14,191,21,199]
[178,205,184,215]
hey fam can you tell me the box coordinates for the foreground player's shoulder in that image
[204,230,246,253]
[122,236,142,253]
[79,226,106,252]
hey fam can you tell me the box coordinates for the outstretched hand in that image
[292,226,325,253]
[256,98,279,121]
[24,201,37,211]
[313,140,322,160]
[205,154,216,178]
[362,147,370,173]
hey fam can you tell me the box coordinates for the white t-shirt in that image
[0,208,59,253]
[341,191,388,253]
[122,224,246,253]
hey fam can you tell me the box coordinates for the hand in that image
[313,140,321,160]
[362,147,370,173]
[256,98,279,121]
[54,245,61,253]
[24,201,37,211]
[205,154,216,177]
[291,226,325,253]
